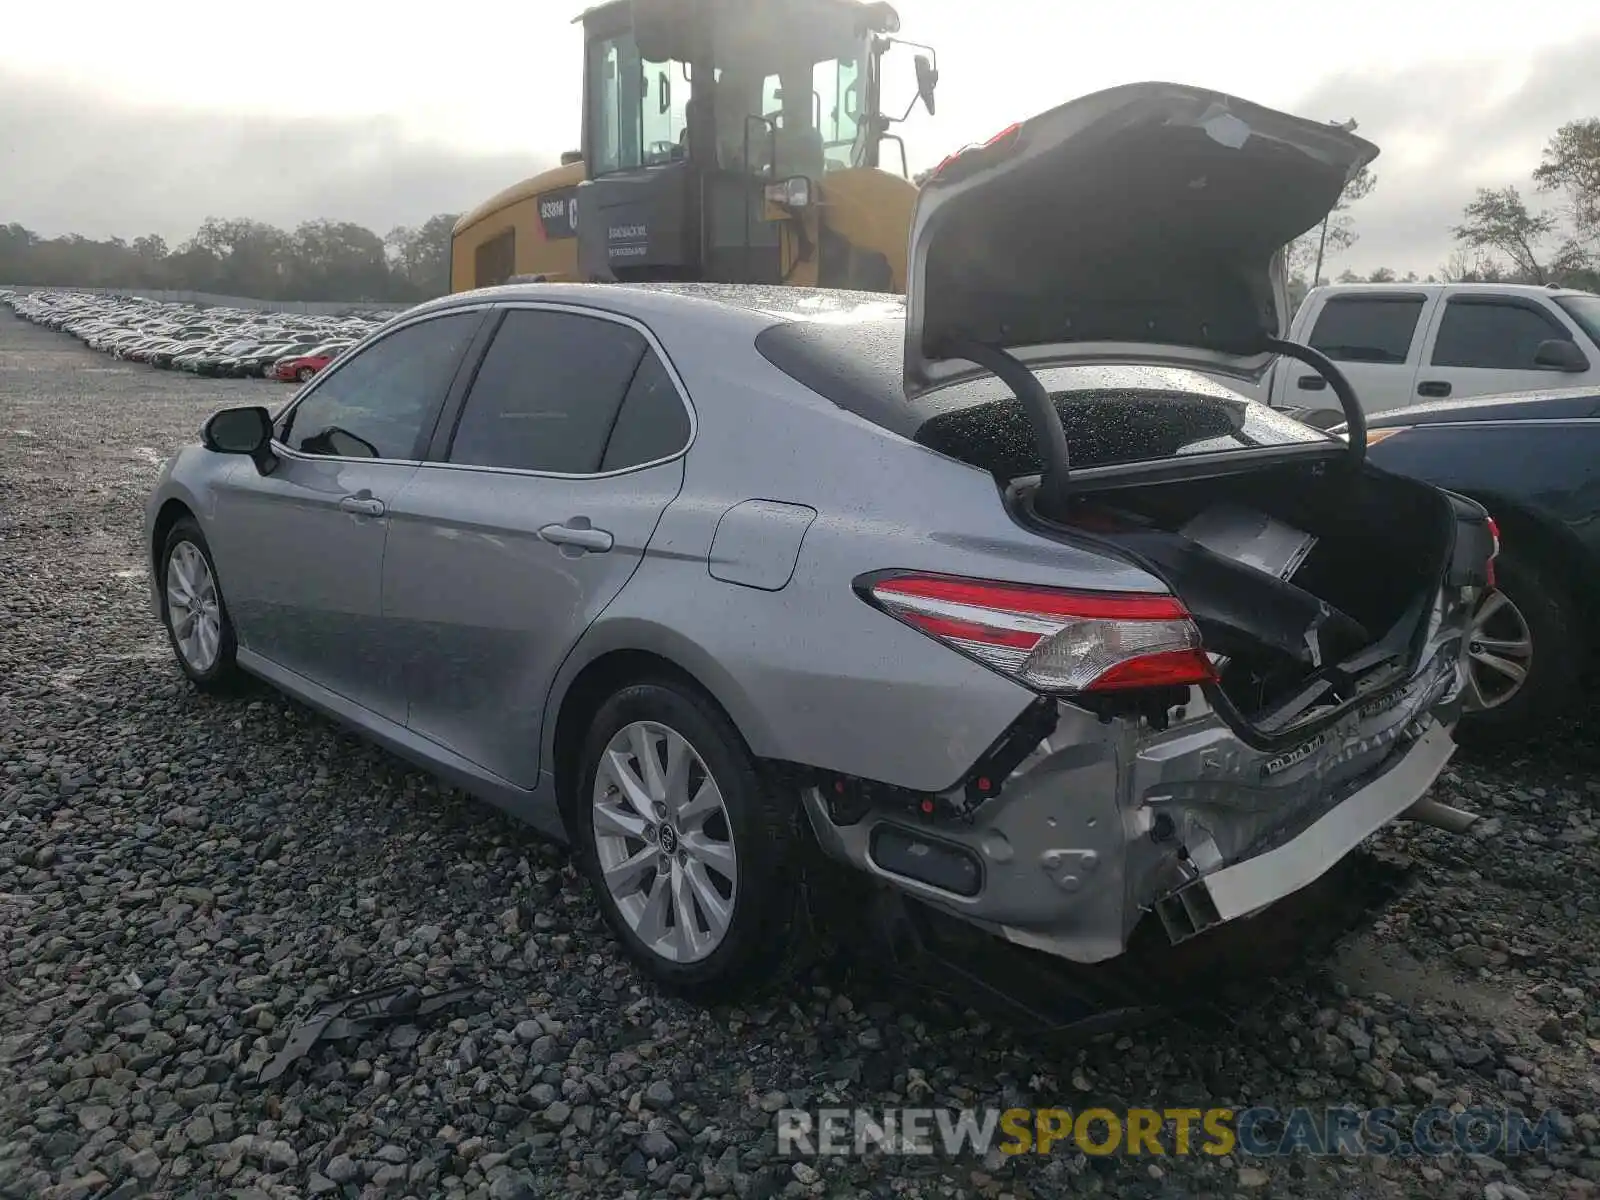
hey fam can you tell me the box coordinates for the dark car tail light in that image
[1486,517,1500,589]
[861,572,1216,695]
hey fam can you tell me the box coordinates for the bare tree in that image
[1533,117,1600,250]
[1285,165,1377,288]
[1450,186,1558,283]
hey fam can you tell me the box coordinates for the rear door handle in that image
[538,519,614,553]
[339,494,385,516]
[1416,380,1452,398]
[1297,375,1327,391]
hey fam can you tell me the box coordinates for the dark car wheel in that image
[573,680,804,1002]
[158,518,243,693]
[1457,546,1583,742]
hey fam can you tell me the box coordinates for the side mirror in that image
[913,54,938,116]
[1533,338,1589,372]
[202,405,277,475]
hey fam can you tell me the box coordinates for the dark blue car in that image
[1337,384,1600,740]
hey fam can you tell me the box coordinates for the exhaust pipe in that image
[1401,797,1479,835]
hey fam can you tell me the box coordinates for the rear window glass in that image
[755,318,1330,479]
[1307,296,1424,364]
[913,381,1328,479]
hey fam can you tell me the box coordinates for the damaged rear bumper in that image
[802,639,1467,966]
[1152,720,1453,942]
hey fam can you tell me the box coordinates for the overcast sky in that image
[5,0,1600,276]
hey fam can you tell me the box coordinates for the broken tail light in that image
[862,572,1217,695]
[928,122,1026,185]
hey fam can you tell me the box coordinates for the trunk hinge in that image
[942,337,1074,517]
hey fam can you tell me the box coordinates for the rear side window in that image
[601,351,691,471]
[448,308,650,474]
[1306,296,1424,364]
[1431,300,1572,369]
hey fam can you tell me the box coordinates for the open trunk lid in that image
[902,82,1378,399]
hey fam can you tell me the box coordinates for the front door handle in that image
[1297,375,1327,391]
[1417,380,1452,398]
[339,494,386,516]
[538,519,614,553]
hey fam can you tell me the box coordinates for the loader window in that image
[587,33,689,176]
[708,42,865,174]
[815,56,863,170]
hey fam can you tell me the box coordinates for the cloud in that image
[1287,33,1600,276]
[0,67,545,242]
[4,34,1600,278]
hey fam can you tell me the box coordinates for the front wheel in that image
[573,680,803,1002]
[158,518,243,692]
[296,367,315,382]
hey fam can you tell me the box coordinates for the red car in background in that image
[271,341,353,383]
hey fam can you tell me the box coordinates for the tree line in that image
[1286,114,1600,297]
[6,115,1599,303]
[0,214,459,303]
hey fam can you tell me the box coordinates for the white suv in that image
[1268,283,1600,419]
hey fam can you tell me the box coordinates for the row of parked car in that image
[1,290,391,383]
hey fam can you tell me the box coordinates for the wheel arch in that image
[544,622,780,825]
[151,497,198,576]
[1464,489,1600,616]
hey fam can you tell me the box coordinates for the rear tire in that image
[296,367,315,382]
[1457,547,1583,743]
[572,680,803,1003]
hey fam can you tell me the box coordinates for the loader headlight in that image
[764,176,813,208]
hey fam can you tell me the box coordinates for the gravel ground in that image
[1,308,1598,1200]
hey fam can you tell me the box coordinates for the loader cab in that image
[574,0,907,284]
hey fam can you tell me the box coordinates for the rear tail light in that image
[928,122,1026,184]
[1485,516,1500,589]
[862,573,1216,694]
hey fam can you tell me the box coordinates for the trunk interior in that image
[1016,460,1457,737]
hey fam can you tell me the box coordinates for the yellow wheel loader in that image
[449,0,938,295]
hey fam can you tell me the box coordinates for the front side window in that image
[815,54,864,170]
[587,33,689,175]
[279,312,480,460]
[1554,294,1600,345]
[1431,300,1572,369]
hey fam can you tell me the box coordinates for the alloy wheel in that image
[1464,588,1534,711]
[591,720,738,964]
[166,541,222,673]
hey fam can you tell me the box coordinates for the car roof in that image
[1311,281,1594,300]
[409,280,900,338]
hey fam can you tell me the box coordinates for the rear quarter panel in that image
[1365,417,1600,600]
[549,304,1172,793]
